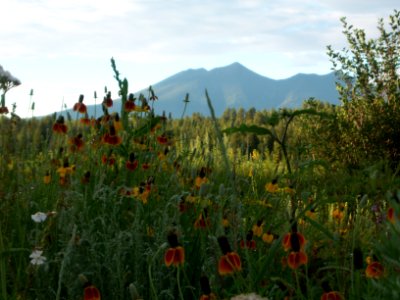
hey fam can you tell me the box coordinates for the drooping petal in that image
[287,251,308,269]
[164,248,176,267]
[84,285,101,300]
[173,246,185,266]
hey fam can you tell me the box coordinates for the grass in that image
[0,81,399,300]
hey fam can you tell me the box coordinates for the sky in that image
[0,0,398,118]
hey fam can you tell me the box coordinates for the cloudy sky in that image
[1,0,398,117]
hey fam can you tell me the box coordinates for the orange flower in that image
[164,232,185,267]
[287,251,308,269]
[43,171,51,184]
[83,284,101,300]
[102,125,122,145]
[265,178,278,193]
[366,261,384,279]
[320,291,344,300]
[52,116,68,134]
[73,95,87,114]
[218,236,242,275]
[282,232,306,252]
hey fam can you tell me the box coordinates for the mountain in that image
[61,62,340,118]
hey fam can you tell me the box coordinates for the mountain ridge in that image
[57,62,340,118]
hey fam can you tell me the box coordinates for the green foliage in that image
[327,10,400,168]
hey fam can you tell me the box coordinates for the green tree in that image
[327,10,400,168]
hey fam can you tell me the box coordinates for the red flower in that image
[124,94,136,112]
[366,261,384,279]
[84,285,101,300]
[194,208,210,229]
[103,92,113,108]
[240,230,256,250]
[102,125,122,145]
[164,232,185,267]
[282,232,306,252]
[69,133,84,152]
[52,116,68,134]
[218,236,242,275]
[157,135,168,145]
[320,291,344,300]
[0,106,9,114]
[126,153,139,171]
[287,251,308,269]
[218,252,242,275]
[73,95,87,114]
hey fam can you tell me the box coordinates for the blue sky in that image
[1,0,398,117]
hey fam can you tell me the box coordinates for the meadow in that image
[1,11,400,300]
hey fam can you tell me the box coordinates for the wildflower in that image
[80,114,91,126]
[265,178,278,193]
[194,208,210,229]
[282,231,306,252]
[366,261,384,279]
[73,94,87,114]
[126,153,139,171]
[101,153,116,166]
[102,91,113,108]
[320,291,344,300]
[287,251,308,269]
[195,167,209,189]
[222,217,230,228]
[102,125,122,145]
[69,133,84,152]
[240,230,256,250]
[332,204,345,221]
[262,231,275,244]
[56,159,75,185]
[124,93,136,112]
[218,236,242,275]
[164,232,185,267]
[0,106,9,114]
[84,284,101,300]
[141,162,151,170]
[43,171,51,184]
[387,206,400,224]
[52,115,68,134]
[282,222,308,269]
[305,209,317,219]
[113,113,123,132]
[252,220,263,237]
[156,134,168,145]
[199,276,217,300]
[31,212,47,223]
[29,249,46,265]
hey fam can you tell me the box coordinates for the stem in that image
[55,225,77,300]
[177,266,184,300]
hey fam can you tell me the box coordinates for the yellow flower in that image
[305,210,317,219]
[265,180,278,193]
[252,222,263,237]
[222,218,230,228]
[262,232,274,244]
[43,173,51,184]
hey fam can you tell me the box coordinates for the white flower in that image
[31,212,47,223]
[29,250,47,265]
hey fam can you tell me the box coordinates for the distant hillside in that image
[59,62,340,118]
